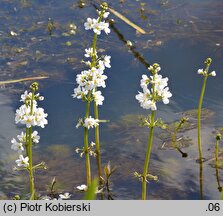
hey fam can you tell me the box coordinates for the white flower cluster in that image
[42,193,71,200]
[197,68,216,77]
[72,7,111,108]
[76,117,99,129]
[15,155,29,168]
[15,91,48,128]
[84,11,110,35]
[136,64,172,110]
[75,142,96,157]
[11,131,40,154]
[12,88,47,168]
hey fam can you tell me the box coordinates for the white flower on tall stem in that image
[136,68,172,110]
[84,116,99,129]
[84,18,97,30]
[32,131,40,143]
[15,104,48,128]
[11,138,24,153]
[15,155,29,167]
[136,63,172,200]
[103,55,111,68]
[85,48,97,58]
[93,90,104,105]
[73,2,111,187]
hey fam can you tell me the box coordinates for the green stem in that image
[142,110,155,200]
[28,127,35,200]
[84,100,91,186]
[91,14,103,183]
[94,102,102,182]
[197,75,208,160]
[199,161,203,200]
[28,90,35,200]
[215,139,219,167]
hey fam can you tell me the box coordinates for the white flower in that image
[17,131,26,143]
[209,71,216,77]
[136,69,171,110]
[197,69,204,75]
[35,108,48,128]
[92,21,103,35]
[140,74,150,90]
[103,55,111,68]
[59,193,71,199]
[11,138,24,153]
[159,87,172,104]
[100,21,110,34]
[20,91,32,103]
[16,131,40,144]
[153,74,168,92]
[84,48,97,58]
[93,73,107,89]
[103,12,110,18]
[15,101,48,128]
[98,60,105,71]
[93,90,104,105]
[15,155,29,167]
[32,131,40,143]
[72,86,88,99]
[76,118,83,128]
[84,116,99,129]
[76,184,88,191]
[84,18,96,30]
[76,70,89,86]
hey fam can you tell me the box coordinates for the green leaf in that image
[84,178,98,200]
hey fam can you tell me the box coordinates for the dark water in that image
[0,0,223,199]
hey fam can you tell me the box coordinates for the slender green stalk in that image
[199,161,204,200]
[215,133,222,191]
[197,76,207,160]
[84,100,91,186]
[27,90,35,200]
[142,111,155,200]
[91,16,103,183]
[28,127,35,200]
[215,138,219,167]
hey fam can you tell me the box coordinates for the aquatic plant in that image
[197,58,216,161]
[215,133,222,167]
[11,82,48,199]
[215,133,222,192]
[171,117,188,157]
[135,63,172,200]
[72,2,111,187]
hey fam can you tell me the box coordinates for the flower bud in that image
[216,133,222,141]
[209,71,216,77]
[205,57,212,66]
[30,82,39,92]
[101,2,108,10]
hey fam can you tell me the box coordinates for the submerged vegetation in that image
[0,0,222,200]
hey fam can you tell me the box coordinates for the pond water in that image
[0,0,223,199]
